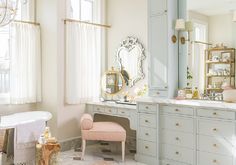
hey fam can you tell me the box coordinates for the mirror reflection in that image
[117,37,145,87]
[101,68,125,95]
[179,0,236,95]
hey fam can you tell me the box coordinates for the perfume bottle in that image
[192,87,199,99]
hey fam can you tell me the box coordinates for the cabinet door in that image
[149,14,168,90]
[149,0,167,16]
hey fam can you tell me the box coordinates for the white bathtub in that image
[0,111,52,129]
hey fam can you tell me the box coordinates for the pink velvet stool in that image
[80,114,126,161]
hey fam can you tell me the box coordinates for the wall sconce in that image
[172,19,193,45]
[171,19,185,44]
[233,11,236,22]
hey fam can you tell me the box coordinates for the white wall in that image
[209,14,234,47]
[106,0,148,95]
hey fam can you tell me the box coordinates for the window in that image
[67,0,95,22]
[65,0,104,104]
[0,1,36,103]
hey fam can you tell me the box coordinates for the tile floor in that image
[0,142,145,165]
[59,142,146,165]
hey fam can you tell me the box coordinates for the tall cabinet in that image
[148,0,178,98]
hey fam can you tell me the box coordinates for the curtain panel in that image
[9,22,41,104]
[65,22,101,104]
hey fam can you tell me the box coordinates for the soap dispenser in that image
[192,87,199,99]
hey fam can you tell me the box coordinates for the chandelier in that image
[0,0,18,27]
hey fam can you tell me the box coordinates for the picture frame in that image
[221,52,231,62]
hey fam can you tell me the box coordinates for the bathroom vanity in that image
[135,98,236,165]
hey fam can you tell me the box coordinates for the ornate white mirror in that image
[117,37,145,87]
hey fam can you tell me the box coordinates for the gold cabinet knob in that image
[109,110,112,112]
[213,128,218,132]
[145,146,149,149]
[175,123,180,126]
[213,144,217,147]
[156,92,160,95]
[213,112,217,115]
[145,120,149,123]
[121,111,125,114]
[213,159,217,163]
[145,133,149,136]
[175,137,180,141]
[175,109,179,112]
[175,151,179,155]
[145,106,149,109]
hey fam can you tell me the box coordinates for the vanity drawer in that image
[117,108,129,117]
[198,151,233,165]
[137,140,156,157]
[198,120,235,139]
[138,126,156,142]
[161,160,190,165]
[149,89,168,98]
[104,107,117,115]
[160,116,194,133]
[139,103,157,113]
[93,106,105,113]
[161,106,194,116]
[198,135,233,156]
[161,144,194,165]
[197,109,235,120]
[161,130,194,149]
[139,114,157,128]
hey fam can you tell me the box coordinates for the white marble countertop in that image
[0,111,52,129]
[136,97,236,111]
[86,101,136,110]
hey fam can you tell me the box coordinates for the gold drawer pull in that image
[145,106,149,109]
[145,146,149,149]
[213,112,217,115]
[109,110,112,112]
[145,120,149,123]
[175,123,180,126]
[213,144,217,147]
[175,151,179,155]
[97,108,100,110]
[213,159,217,163]
[175,109,179,112]
[145,133,149,136]
[121,111,125,114]
[213,128,218,132]
[156,92,160,95]
[175,137,180,141]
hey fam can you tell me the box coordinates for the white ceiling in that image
[187,0,236,16]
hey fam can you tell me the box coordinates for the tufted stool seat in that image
[80,114,126,161]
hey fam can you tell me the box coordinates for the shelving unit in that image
[205,48,235,93]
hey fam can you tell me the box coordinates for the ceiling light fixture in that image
[0,0,19,27]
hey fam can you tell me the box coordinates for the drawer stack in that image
[136,103,158,164]
[160,106,195,165]
[197,109,236,165]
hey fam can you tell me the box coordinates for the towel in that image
[14,120,45,165]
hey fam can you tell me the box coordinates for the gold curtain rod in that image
[64,19,111,28]
[192,40,212,45]
[14,20,40,26]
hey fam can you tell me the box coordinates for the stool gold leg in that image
[121,141,125,162]
[82,140,86,160]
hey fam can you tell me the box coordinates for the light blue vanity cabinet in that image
[149,0,167,16]
[148,0,178,98]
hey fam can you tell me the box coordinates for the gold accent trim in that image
[14,20,40,26]
[64,19,111,28]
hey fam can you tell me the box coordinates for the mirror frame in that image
[116,36,145,87]
[101,69,125,96]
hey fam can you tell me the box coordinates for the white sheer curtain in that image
[65,22,101,104]
[9,22,41,104]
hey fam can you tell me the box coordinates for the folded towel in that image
[16,120,45,145]
[14,120,46,164]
